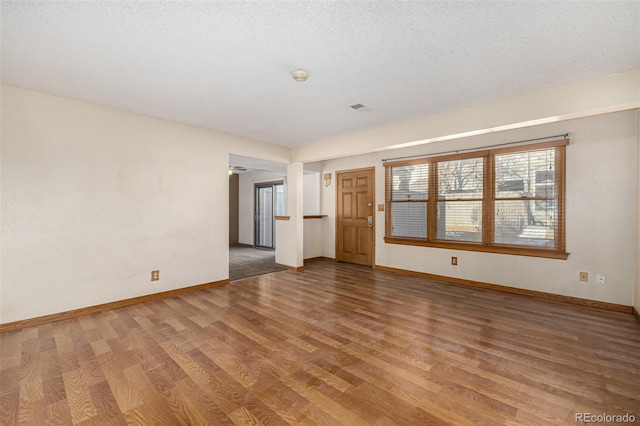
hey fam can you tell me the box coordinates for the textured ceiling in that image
[2,1,639,148]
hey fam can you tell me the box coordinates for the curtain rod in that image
[381,133,570,163]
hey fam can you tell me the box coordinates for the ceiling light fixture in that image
[291,69,309,82]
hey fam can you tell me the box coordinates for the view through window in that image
[384,140,568,259]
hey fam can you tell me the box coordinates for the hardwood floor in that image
[1,261,639,425]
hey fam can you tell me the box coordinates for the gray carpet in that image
[229,244,285,281]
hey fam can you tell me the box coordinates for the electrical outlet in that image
[596,274,606,284]
[151,270,160,281]
[579,272,588,282]
[451,256,458,266]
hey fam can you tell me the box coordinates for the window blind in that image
[383,139,568,259]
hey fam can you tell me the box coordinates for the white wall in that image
[0,86,290,323]
[303,172,320,215]
[320,110,638,306]
[303,219,323,259]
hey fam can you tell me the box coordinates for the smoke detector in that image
[291,69,309,82]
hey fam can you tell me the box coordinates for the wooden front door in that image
[336,168,375,266]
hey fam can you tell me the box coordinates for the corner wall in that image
[320,110,638,306]
[0,86,290,323]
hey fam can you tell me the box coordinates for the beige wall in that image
[0,85,290,323]
[320,110,638,306]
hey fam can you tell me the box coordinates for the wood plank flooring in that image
[1,261,639,425]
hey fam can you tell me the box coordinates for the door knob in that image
[367,216,373,227]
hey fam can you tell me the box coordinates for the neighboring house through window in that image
[384,139,568,259]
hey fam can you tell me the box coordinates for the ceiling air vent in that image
[349,103,366,110]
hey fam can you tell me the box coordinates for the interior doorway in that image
[228,245,285,280]
[255,181,285,249]
[228,154,288,281]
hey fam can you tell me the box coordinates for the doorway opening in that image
[228,153,288,281]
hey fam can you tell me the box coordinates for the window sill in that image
[383,237,569,260]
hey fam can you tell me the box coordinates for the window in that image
[437,156,484,243]
[384,140,568,259]
[389,164,428,238]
